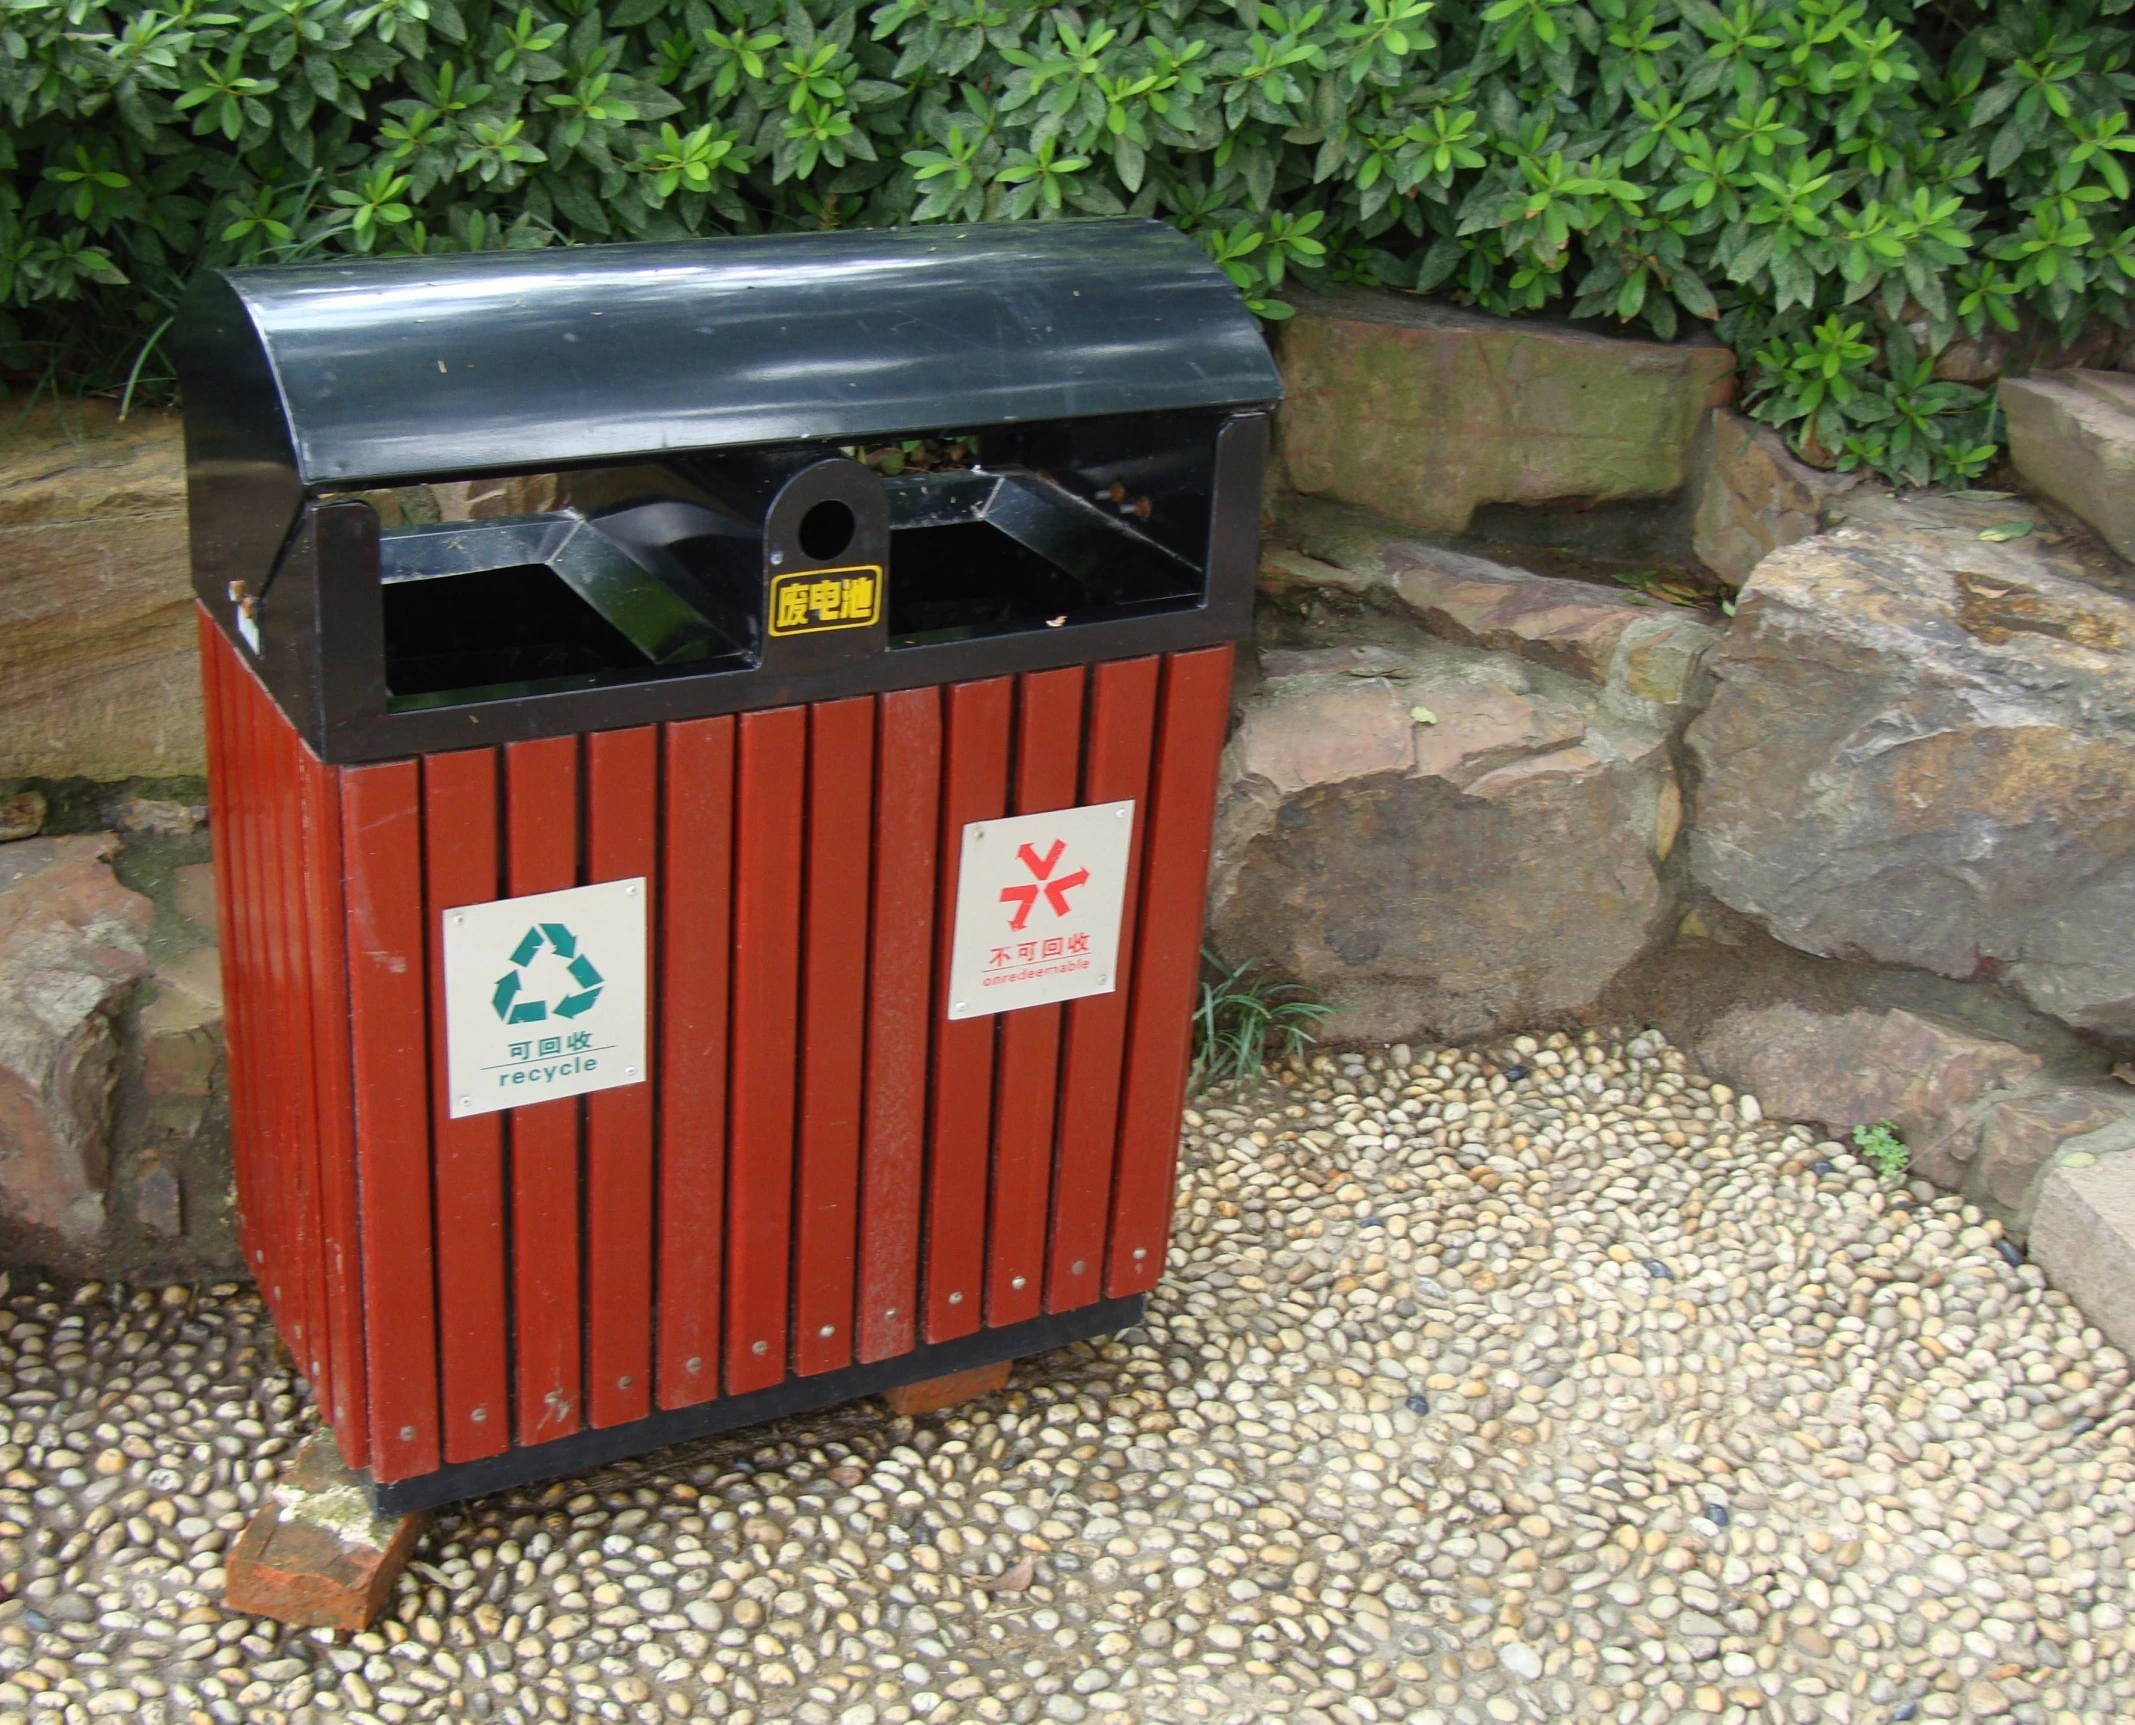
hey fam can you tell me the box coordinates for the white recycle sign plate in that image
[442,877,649,1118]
[945,800,1135,1020]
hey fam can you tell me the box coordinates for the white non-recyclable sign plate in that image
[443,878,648,1118]
[945,800,1135,1020]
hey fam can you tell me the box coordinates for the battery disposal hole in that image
[798,499,856,562]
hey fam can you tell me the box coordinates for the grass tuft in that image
[1191,950,1332,1093]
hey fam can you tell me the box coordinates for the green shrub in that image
[1852,1119,1910,1178]
[4,0,2130,485]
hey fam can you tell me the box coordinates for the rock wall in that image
[0,405,200,780]
[1275,288,1736,534]
[0,788,232,1278]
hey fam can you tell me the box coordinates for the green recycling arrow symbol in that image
[492,923,604,1024]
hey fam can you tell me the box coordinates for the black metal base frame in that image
[366,1294,1146,1515]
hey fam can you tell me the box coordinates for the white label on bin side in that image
[442,878,648,1118]
[945,800,1134,1020]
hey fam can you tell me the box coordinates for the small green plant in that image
[1192,950,1333,1093]
[1852,1119,1910,1179]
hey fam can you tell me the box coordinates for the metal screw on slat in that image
[1132,1247,1148,1260]
[1070,1261,1087,1275]
[818,1325,835,1338]
[884,1308,899,1320]
[1010,1277,1027,1290]
[618,1376,632,1389]
[751,1340,769,1355]
[685,1356,703,1373]
[947,1291,964,1305]
[471,1407,488,1423]
[400,1426,416,1442]
[625,1067,639,1078]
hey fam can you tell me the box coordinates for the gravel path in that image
[3,1028,2133,1725]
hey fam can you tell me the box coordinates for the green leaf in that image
[1977,520,2033,542]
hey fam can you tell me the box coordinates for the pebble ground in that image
[2,1028,2132,1725]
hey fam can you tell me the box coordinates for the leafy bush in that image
[4,0,2131,484]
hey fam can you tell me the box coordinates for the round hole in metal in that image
[798,498,856,561]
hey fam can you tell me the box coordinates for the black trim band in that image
[367,1295,1147,1515]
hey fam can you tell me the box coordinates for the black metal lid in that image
[176,220,1281,487]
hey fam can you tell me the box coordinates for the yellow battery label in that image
[769,565,883,636]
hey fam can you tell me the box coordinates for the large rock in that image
[2001,370,2135,562]
[2031,1145,2135,1360]
[1696,1003,2043,1185]
[1967,1083,2135,1217]
[1273,499,1723,720]
[1275,288,1735,535]
[0,835,153,1257]
[1687,515,2135,1038]
[1687,407,1852,583]
[1209,636,1677,1044]
[0,405,198,778]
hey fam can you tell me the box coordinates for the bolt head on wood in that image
[880,1359,1012,1417]
[224,1429,426,1632]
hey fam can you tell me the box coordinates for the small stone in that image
[1965,1681,2012,1716]
[0,790,45,842]
[1498,1642,1542,1682]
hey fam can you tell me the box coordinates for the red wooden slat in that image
[253,675,315,1376]
[793,697,874,1377]
[275,715,333,1402]
[340,760,440,1481]
[194,616,259,1278]
[857,689,940,1365]
[284,731,339,1426]
[1047,655,1160,1312]
[506,735,584,1444]
[923,677,1012,1343]
[585,726,659,1428]
[1107,646,1236,1298]
[224,656,279,1306]
[296,735,368,1462]
[423,748,509,1462]
[656,716,736,1409]
[986,668,1086,1328]
[725,706,807,1395]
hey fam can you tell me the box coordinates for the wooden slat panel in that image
[793,697,874,1377]
[923,678,1012,1343]
[856,689,940,1365]
[423,748,509,1462]
[1107,646,1235,1298]
[340,760,440,1482]
[1046,655,1160,1313]
[505,735,584,1444]
[986,668,1085,1329]
[585,726,659,1428]
[296,733,368,1460]
[655,716,736,1409]
[725,706,807,1395]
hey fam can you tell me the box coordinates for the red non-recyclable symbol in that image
[999,838,1090,931]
